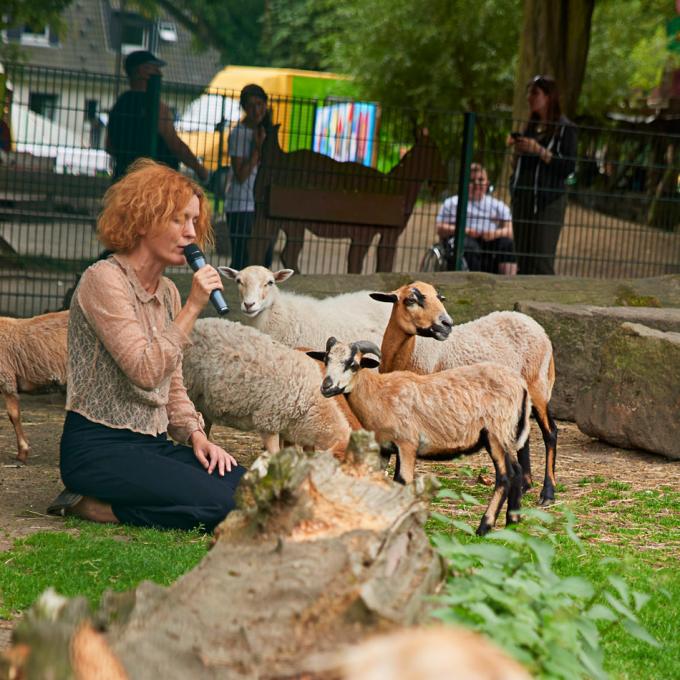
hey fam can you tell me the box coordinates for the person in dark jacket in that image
[509,75,577,275]
[106,50,209,182]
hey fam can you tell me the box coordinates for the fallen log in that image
[2,432,444,679]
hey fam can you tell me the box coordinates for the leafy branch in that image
[430,489,661,679]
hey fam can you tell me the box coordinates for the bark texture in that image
[2,433,443,679]
[513,0,595,120]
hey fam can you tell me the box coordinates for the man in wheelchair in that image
[435,163,517,275]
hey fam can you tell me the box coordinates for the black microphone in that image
[183,244,229,316]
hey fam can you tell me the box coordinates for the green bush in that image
[430,489,660,679]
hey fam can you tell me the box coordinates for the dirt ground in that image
[1,392,679,651]
[291,202,680,277]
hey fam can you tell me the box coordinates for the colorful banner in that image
[313,101,378,167]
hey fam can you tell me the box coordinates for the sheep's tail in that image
[514,388,531,451]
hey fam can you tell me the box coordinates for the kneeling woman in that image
[51,159,246,530]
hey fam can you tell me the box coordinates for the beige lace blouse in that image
[65,254,204,443]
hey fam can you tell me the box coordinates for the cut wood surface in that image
[4,433,443,680]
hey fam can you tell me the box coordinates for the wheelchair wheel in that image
[419,244,447,272]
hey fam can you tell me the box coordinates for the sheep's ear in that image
[360,357,380,369]
[274,269,295,283]
[218,266,239,280]
[369,292,398,304]
[306,351,326,362]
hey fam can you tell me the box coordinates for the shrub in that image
[430,490,659,679]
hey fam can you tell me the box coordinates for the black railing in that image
[1,62,679,316]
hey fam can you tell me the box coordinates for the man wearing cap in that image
[106,50,209,181]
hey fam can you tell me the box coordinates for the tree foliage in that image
[5,0,677,120]
[129,0,266,65]
[580,0,677,117]
[325,0,520,114]
[260,0,341,71]
[0,0,71,33]
[512,0,595,121]
[0,0,72,60]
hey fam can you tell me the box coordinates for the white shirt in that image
[436,194,512,235]
[224,122,257,213]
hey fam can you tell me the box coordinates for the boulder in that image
[172,270,680,326]
[575,323,680,460]
[513,302,680,420]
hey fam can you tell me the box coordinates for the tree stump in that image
[2,432,443,679]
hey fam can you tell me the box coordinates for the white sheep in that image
[370,282,558,505]
[218,265,391,348]
[0,310,69,462]
[182,318,354,456]
[308,338,531,535]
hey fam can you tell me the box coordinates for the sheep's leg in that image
[505,455,523,527]
[476,436,510,536]
[393,441,416,485]
[261,433,280,455]
[5,393,30,463]
[517,439,532,493]
[532,403,558,505]
[379,442,397,471]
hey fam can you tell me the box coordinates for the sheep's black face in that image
[321,376,345,398]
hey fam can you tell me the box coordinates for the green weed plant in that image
[430,487,660,680]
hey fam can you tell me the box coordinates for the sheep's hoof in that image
[475,518,493,536]
[506,511,521,526]
[476,473,493,487]
[16,450,29,465]
[522,476,533,493]
[538,492,555,507]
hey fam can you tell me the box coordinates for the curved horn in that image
[325,336,338,352]
[352,341,381,358]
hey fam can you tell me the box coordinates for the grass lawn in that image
[0,523,210,618]
[427,467,679,680]
[0,466,677,678]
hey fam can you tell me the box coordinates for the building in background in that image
[1,0,222,174]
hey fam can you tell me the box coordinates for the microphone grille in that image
[183,243,202,261]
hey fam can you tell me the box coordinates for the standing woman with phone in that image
[222,84,272,269]
[509,76,577,275]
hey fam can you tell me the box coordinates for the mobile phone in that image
[510,132,522,140]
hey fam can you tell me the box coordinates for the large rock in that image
[171,270,680,325]
[513,302,680,420]
[575,323,680,459]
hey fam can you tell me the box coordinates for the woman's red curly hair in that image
[97,159,213,251]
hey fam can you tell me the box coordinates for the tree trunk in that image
[512,0,595,121]
[2,433,443,680]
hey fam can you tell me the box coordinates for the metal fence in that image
[1,62,679,317]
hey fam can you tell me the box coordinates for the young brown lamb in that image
[0,310,69,462]
[309,338,531,535]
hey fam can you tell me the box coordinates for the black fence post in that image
[214,93,227,215]
[452,111,476,271]
[146,74,161,160]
